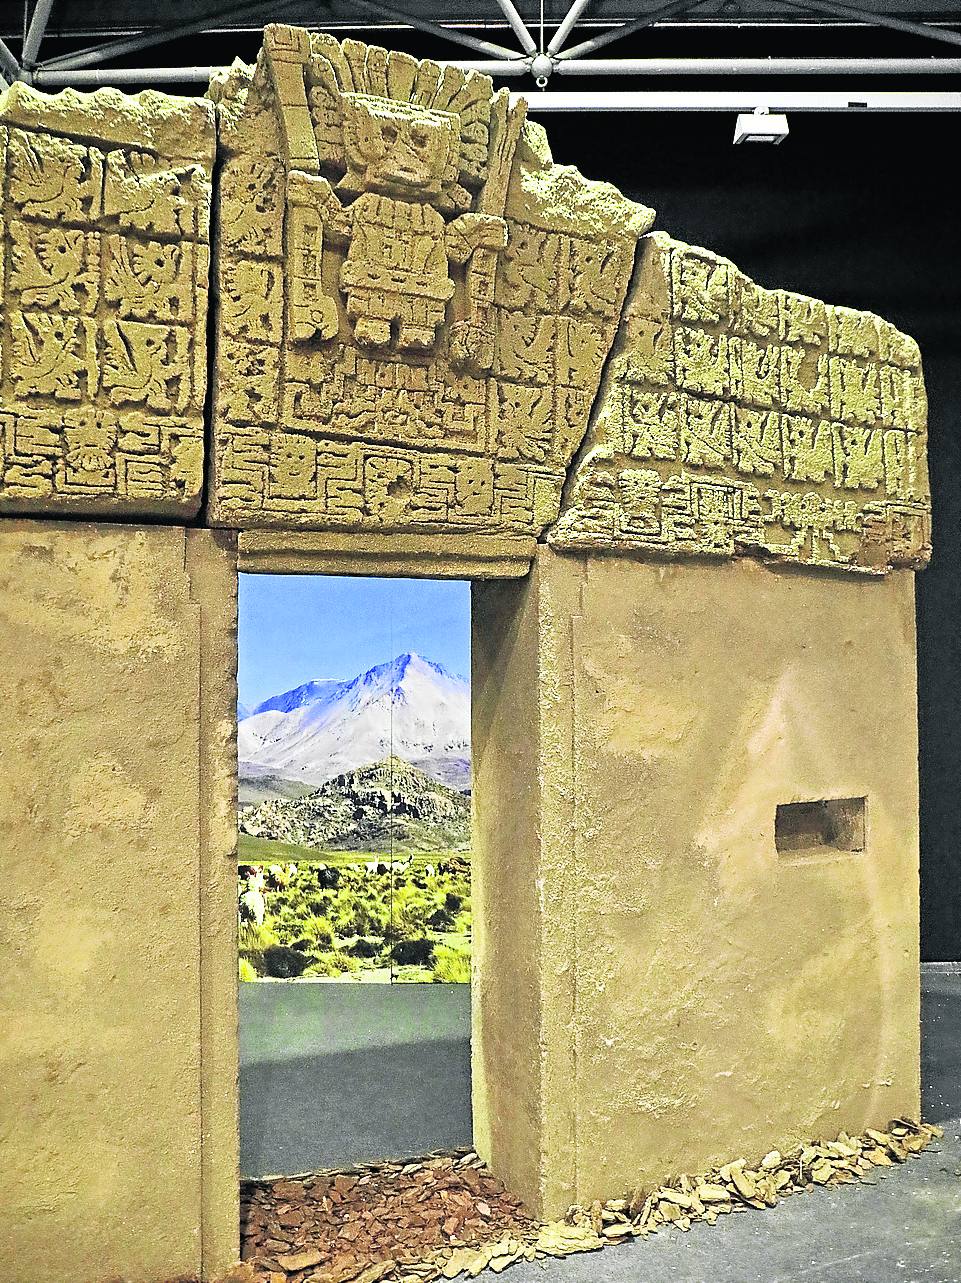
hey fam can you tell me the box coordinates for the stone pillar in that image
[0,520,238,1283]
[472,546,920,1219]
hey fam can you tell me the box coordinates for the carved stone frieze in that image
[207,26,654,535]
[549,232,931,573]
[0,31,932,573]
[0,83,213,516]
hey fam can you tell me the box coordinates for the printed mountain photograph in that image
[237,575,471,984]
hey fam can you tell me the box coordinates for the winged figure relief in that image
[264,28,524,370]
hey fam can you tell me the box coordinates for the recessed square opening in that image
[775,797,866,858]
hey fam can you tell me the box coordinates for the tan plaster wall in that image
[0,519,238,1283]
[472,546,920,1218]
[471,576,546,1204]
[189,530,241,1281]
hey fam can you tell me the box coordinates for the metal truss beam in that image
[33,58,961,88]
[26,64,961,113]
[447,55,961,74]
[550,55,961,71]
[557,0,706,60]
[493,0,539,54]
[21,0,57,70]
[39,1,277,71]
[516,88,961,108]
[340,0,523,60]
[0,37,21,82]
[777,0,961,48]
[39,0,525,71]
[547,0,594,54]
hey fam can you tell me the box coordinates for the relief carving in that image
[550,232,931,572]
[0,29,930,568]
[0,82,213,517]
[208,25,654,535]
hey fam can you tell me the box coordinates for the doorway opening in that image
[236,572,473,1178]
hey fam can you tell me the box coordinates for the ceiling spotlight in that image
[733,106,789,145]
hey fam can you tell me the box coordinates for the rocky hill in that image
[239,757,470,852]
[238,653,470,795]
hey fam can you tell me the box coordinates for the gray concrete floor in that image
[240,965,961,1282]
[240,982,472,1176]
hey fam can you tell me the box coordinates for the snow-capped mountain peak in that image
[238,653,470,791]
[249,677,340,717]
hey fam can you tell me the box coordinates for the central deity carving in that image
[209,25,652,533]
[267,27,522,370]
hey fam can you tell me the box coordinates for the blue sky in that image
[238,574,471,709]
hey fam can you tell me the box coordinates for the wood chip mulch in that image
[239,1149,534,1283]
[127,1117,944,1283]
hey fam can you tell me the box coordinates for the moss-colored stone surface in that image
[0,520,237,1283]
[0,83,214,518]
[473,546,920,1217]
[550,232,930,573]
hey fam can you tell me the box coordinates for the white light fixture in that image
[733,106,789,144]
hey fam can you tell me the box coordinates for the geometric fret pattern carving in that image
[207,26,654,537]
[0,83,213,516]
[0,37,932,573]
[550,232,931,572]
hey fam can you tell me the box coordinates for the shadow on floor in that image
[242,969,961,1174]
[240,983,471,1177]
[921,968,961,1123]
[240,968,961,1282]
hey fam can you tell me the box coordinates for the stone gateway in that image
[0,24,929,1283]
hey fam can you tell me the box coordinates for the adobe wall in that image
[473,547,920,1216]
[0,520,238,1283]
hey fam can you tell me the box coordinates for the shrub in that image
[343,897,388,937]
[238,957,259,982]
[391,937,434,967]
[432,943,471,983]
[235,852,471,982]
[304,951,358,977]
[348,935,382,958]
[292,916,335,951]
[261,944,312,978]
[238,921,278,952]
[389,883,431,937]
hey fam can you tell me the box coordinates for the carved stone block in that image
[207,26,654,534]
[0,83,214,517]
[551,232,931,572]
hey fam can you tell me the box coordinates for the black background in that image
[548,112,959,958]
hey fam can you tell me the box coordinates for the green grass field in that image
[238,848,471,984]
[238,832,457,870]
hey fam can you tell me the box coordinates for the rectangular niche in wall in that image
[775,797,867,859]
